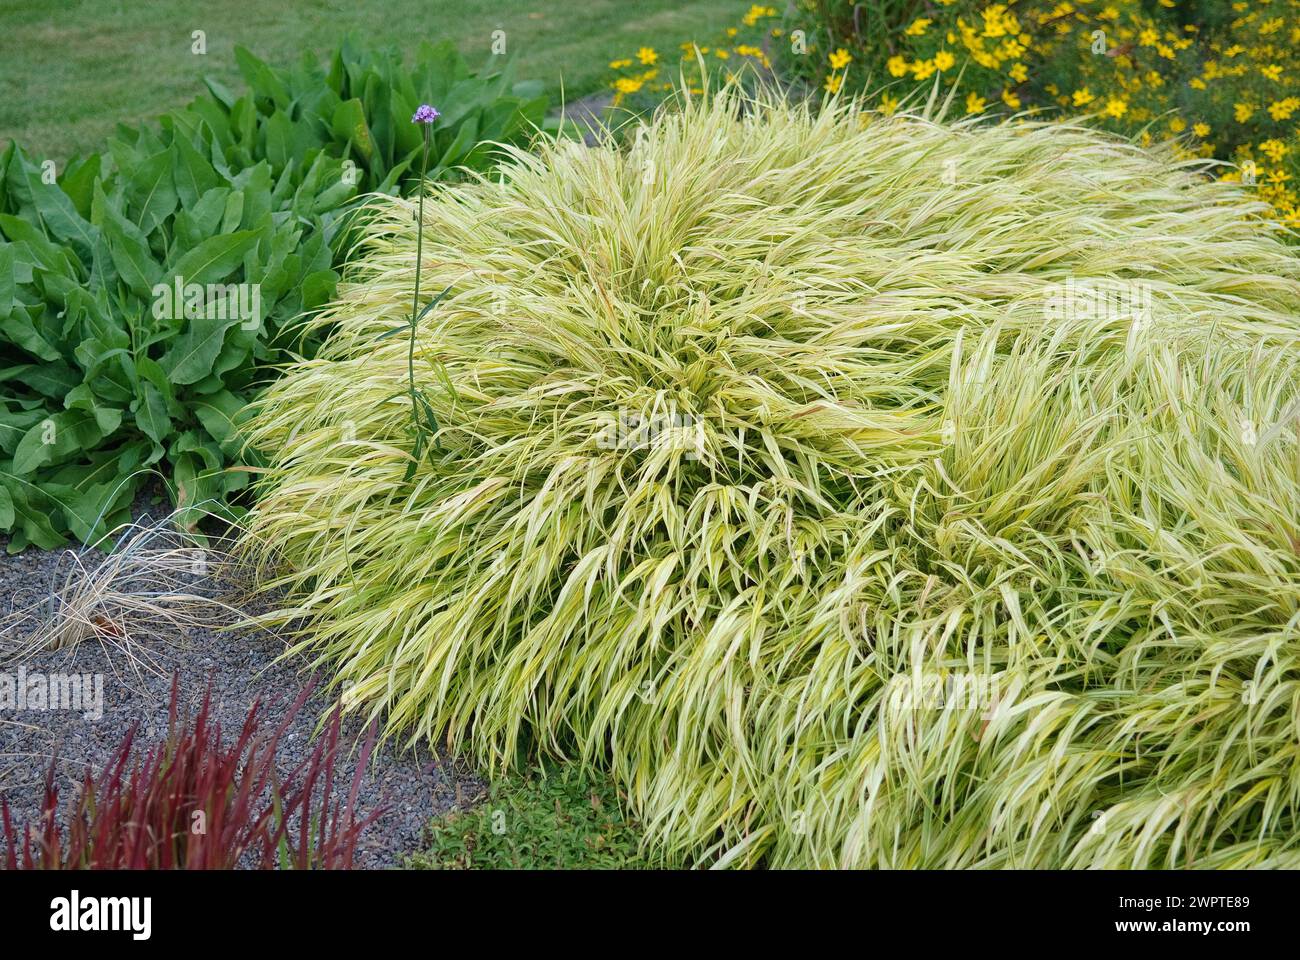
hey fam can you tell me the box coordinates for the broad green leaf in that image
[1,307,62,361]
[1,361,79,398]
[0,476,66,550]
[0,214,78,276]
[332,98,374,163]
[193,388,248,454]
[167,229,259,285]
[235,45,290,109]
[59,153,102,220]
[0,244,13,319]
[438,115,480,169]
[203,75,237,108]
[172,133,219,208]
[173,185,229,251]
[65,382,127,435]
[135,381,172,444]
[265,110,295,172]
[11,409,109,475]
[94,181,161,297]
[158,308,243,384]
[24,166,98,263]
[0,406,46,454]
[127,148,179,234]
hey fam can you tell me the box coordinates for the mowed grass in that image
[0,0,738,160]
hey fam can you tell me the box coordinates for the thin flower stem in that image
[409,129,429,412]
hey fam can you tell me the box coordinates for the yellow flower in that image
[1260,64,1283,81]
[1104,97,1128,118]
[637,47,658,66]
[935,49,956,72]
[829,48,852,69]
[1008,62,1028,83]
[1002,88,1022,109]
[609,59,632,69]
[912,58,937,81]
[615,77,644,94]
[966,91,987,114]
[1260,139,1288,163]
[824,73,843,94]
[905,18,932,37]
[1193,122,1211,138]
[879,93,900,116]
[1169,117,1187,133]
[714,48,730,59]
[1139,28,1158,47]
[981,5,1012,38]
[1071,87,1095,107]
[887,55,909,78]
[1268,98,1300,121]
[1234,103,1255,122]
[1189,77,1206,90]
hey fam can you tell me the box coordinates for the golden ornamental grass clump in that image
[245,88,1300,868]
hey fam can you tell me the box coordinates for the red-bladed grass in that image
[1,676,384,869]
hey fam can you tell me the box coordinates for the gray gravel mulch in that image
[0,510,485,869]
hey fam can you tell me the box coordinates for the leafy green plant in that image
[245,85,1300,868]
[408,764,652,869]
[0,38,549,550]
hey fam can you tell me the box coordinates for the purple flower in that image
[411,104,440,124]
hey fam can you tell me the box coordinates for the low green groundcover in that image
[410,764,650,870]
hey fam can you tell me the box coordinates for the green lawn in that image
[0,0,740,160]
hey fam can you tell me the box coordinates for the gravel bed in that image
[0,507,485,869]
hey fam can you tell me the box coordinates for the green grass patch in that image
[409,764,652,870]
[0,0,741,160]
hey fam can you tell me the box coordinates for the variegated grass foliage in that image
[244,85,1300,867]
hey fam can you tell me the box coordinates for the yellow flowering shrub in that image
[1028,0,1300,224]
[604,1,1300,226]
